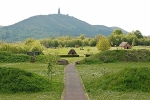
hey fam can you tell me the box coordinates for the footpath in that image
[63,63,88,100]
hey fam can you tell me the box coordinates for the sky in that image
[0,0,150,36]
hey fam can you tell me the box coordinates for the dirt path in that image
[63,63,87,100]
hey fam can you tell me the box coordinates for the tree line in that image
[0,29,150,54]
[40,30,150,48]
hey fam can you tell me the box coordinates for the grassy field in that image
[44,46,99,56]
[0,63,65,100]
[76,62,150,100]
[43,46,99,63]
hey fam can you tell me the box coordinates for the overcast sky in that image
[0,0,150,36]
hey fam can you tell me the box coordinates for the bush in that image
[35,55,51,63]
[0,51,12,56]
[8,54,30,63]
[0,51,30,63]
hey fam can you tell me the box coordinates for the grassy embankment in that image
[0,63,64,100]
[77,62,150,100]
[77,48,150,100]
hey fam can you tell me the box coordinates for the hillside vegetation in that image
[0,14,127,42]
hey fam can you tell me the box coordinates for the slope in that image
[0,14,127,42]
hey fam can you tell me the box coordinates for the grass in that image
[0,63,64,100]
[43,46,99,56]
[111,46,150,50]
[43,46,98,63]
[76,62,150,100]
[1,46,150,99]
[81,49,150,63]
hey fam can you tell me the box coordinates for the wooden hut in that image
[119,42,131,49]
[68,49,77,55]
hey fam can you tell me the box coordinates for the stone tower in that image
[58,8,60,14]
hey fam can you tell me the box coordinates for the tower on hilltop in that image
[58,8,60,14]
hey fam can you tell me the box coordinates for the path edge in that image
[75,63,90,100]
[60,64,67,100]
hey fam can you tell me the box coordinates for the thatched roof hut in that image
[68,49,77,55]
[119,42,131,49]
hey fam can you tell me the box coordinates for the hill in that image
[0,14,128,42]
[110,26,128,34]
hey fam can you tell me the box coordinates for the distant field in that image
[76,62,150,100]
[0,63,64,100]
[132,46,150,50]
[44,46,99,56]
[43,46,99,63]
[111,46,150,50]
[44,46,150,56]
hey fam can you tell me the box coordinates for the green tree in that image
[132,39,136,46]
[109,33,125,46]
[112,29,124,35]
[133,30,143,39]
[52,40,59,48]
[24,38,36,46]
[109,29,125,46]
[82,38,89,46]
[79,34,85,40]
[125,32,138,45]
[95,34,103,43]
[30,41,45,53]
[96,36,110,51]
[47,50,60,81]
[89,38,96,46]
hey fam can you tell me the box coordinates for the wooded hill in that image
[0,14,128,42]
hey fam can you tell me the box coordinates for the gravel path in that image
[63,63,87,100]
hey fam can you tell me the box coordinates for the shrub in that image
[8,54,30,63]
[96,36,110,51]
[0,51,30,63]
[35,55,51,63]
[0,51,12,56]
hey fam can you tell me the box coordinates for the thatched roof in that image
[119,42,128,47]
[68,49,77,55]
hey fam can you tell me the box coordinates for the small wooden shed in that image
[119,42,131,49]
[68,49,77,55]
